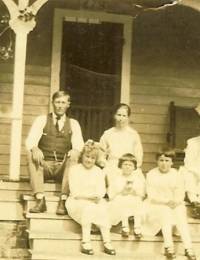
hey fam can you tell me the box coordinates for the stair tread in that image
[30,250,197,260]
[23,194,60,202]
[28,230,200,242]
[0,181,61,191]
[26,211,200,224]
[26,212,71,220]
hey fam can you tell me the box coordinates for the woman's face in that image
[82,152,97,169]
[114,107,129,128]
[121,161,135,176]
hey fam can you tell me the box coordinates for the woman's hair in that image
[79,139,100,163]
[156,147,176,161]
[52,90,70,102]
[118,153,137,168]
[113,103,131,117]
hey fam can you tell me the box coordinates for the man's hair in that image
[113,103,131,117]
[118,153,137,168]
[52,90,70,102]
[156,147,176,161]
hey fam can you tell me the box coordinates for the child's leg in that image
[82,224,91,243]
[174,205,193,249]
[160,210,174,249]
[99,225,116,255]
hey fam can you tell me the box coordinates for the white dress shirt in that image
[25,113,84,152]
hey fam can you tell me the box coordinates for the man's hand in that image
[31,146,44,168]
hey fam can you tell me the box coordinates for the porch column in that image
[9,18,36,180]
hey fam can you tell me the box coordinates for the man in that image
[26,90,84,215]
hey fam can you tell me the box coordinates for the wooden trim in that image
[50,8,133,109]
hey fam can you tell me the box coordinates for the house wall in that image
[0,3,200,176]
[0,64,50,177]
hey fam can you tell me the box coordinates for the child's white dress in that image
[142,167,187,236]
[66,164,110,228]
[108,168,145,225]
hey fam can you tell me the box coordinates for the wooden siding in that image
[0,64,51,178]
[130,66,200,172]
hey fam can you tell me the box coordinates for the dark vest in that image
[38,113,72,161]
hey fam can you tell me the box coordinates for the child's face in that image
[121,161,135,176]
[82,152,96,169]
[157,155,173,173]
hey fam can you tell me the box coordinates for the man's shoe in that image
[56,199,68,215]
[29,197,47,213]
[164,247,176,259]
[185,249,196,260]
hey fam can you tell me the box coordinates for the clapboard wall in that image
[0,64,51,178]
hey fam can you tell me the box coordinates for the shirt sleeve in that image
[70,119,84,152]
[25,115,47,150]
[133,132,143,168]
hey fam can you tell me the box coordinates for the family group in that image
[25,90,200,259]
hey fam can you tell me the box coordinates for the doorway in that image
[51,9,133,141]
[60,21,123,141]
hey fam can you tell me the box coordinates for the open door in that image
[60,20,123,141]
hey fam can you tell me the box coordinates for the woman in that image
[99,103,143,182]
[66,140,116,255]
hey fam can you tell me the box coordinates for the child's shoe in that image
[185,248,196,260]
[134,227,142,239]
[81,242,94,255]
[103,242,116,255]
[121,226,130,238]
[164,247,176,259]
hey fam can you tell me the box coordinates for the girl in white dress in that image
[108,153,145,238]
[99,103,143,183]
[143,148,196,260]
[66,140,116,255]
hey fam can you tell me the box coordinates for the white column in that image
[9,19,35,180]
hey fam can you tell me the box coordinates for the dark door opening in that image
[60,20,123,141]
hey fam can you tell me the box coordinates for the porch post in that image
[1,0,48,180]
[9,20,35,180]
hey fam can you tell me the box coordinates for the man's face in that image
[157,155,173,173]
[52,95,70,117]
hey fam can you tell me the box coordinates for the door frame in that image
[50,8,133,108]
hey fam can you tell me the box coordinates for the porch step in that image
[26,212,81,234]
[28,230,200,258]
[23,195,61,215]
[26,211,200,239]
[29,250,189,260]
[0,181,61,199]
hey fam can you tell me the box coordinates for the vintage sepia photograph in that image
[0,0,200,259]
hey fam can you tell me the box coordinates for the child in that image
[107,153,145,238]
[66,140,116,255]
[143,148,196,260]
